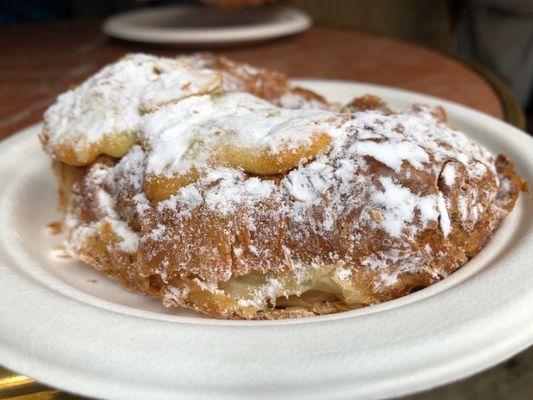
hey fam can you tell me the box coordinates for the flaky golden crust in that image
[54,147,524,319]
[188,53,330,110]
[44,54,526,320]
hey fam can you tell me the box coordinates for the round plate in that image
[0,81,532,400]
[102,5,312,46]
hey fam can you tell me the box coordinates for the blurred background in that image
[0,1,532,399]
[1,0,532,132]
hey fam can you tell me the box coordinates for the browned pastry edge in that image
[52,118,526,320]
[55,156,524,319]
[189,53,330,109]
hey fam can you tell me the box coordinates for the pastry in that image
[187,53,330,110]
[41,53,526,319]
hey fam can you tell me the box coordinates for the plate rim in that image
[0,80,532,400]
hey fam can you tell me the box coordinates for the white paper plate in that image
[0,81,532,400]
[102,5,312,45]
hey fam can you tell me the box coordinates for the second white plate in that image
[102,5,312,46]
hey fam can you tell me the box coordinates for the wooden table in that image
[1,19,524,142]
[0,19,524,400]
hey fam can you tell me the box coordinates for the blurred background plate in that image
[102,4,312,45]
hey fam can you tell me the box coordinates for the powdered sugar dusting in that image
[442,163,457,186]
[65,161,141,256]
[351,140,429,172]
[141,92,341,177]
[202,169,276,215]
[438,192,451,236]
[137,96,495,248]
[46,53,514,313]
[42,53,221,161]
[125,96,495,301]
[370,177,439,238]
